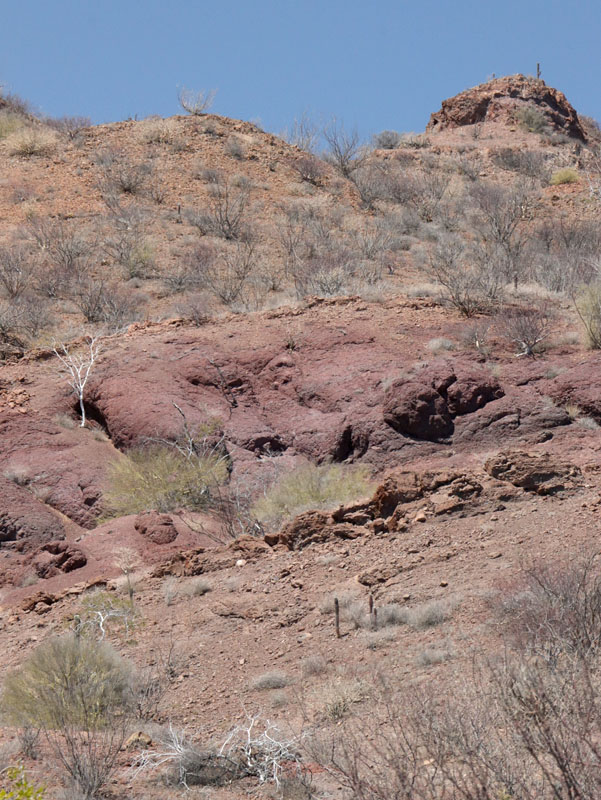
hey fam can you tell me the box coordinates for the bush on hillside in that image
[253,463,373,530]
[103,443,229,518]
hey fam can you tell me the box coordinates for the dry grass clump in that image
[102,444,228,518]
[5,126,58,157]
[316,677,368,721]
[136,116,178,144]
[406,600,450,629]
[301,655,328,678]
[250,671,292,691]
[549,168,579,185]
[253,463,373,530]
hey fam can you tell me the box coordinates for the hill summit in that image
[427,73,586,141]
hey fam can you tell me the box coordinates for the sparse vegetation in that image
[253,463,373,530]
[1,635,133,800]
[550,167,579,185]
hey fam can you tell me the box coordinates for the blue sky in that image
[2,0,600,140]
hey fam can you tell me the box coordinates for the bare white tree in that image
[53,336,101,427]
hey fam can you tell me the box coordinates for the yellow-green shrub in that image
[549,168,579,185]
[253,463,373,530]
[102,444,228,518]
[0,765,44,800]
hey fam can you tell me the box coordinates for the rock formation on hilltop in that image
[427,74,586,141]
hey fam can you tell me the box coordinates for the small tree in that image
[322,119,365,178]
[53,337,101,427]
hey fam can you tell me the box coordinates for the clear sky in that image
[2,0,600,140]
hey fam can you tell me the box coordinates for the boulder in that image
[484,450,580,494]
[134,511,179,545]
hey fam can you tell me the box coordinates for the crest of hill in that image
[427,74,586,141]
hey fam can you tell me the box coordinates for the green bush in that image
[515,106,549,134]
[0,765,44,800]
[253,463,373,530]
[102,444,228,518]
[1,636,133,800]
[549,168,579,185]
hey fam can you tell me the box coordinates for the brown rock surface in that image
[134,511,179,545]
[484,450,581,494]
[427,74,586,140]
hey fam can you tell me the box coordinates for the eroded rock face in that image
[30,541,87,578]
[484,450,581,494]
[134,511,179,545]
[0,478,65,551]
[427,74,586,140]
[383,362,503,442]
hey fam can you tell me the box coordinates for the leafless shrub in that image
[290,154,327,185]
[372,130,401,149]
[0,244,35,298]
[462,320,491,353]
[322,119,365,178]
[283,111,320,153]
[470,181,532,289]
[224,136,245,159]
[176,292,212,325]
[70,278,142,328]
[178,87,217,116]
[27,216,95,292]
[187,176,251,241]
[350,163,391,209]
[96,149,152,196]
[495,553,601,664]
[419,235,503,316]
[492,147,550,180]
[45,115,91,140]
[498,304,553,356]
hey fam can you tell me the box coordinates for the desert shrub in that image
[427,337,455,353]
[103,443,228,518]
[406,600,449,629]
[301,655,328,678]
[182,240,255,306]
[290,154,327,185]
[5,127,57,157]
[492,147,549,180]
[322,119,365,178]
[224,136,245,159]
[45,115,91,140]
[498,303,553,356]
[175,292,212,325]
[350,164,391,209]
[180,577,212,597]
[254,463,373,530]
[0,111,27,140]
[0,246,34,299]
[0,764,45,799]
[136,116,176,144]
[70,278,142,328]
[96,150,152,196]
[495,553,601,663]
[515,105,549,134]
[573,284,601,349]
[372,130,401,149]
[187,176,251,241]
[75,590,138,640]
[416,647,451,666]
[420,235,503,316]
[178,87,216,115]
[250,671,292,691]
[1,635,133,800]
[550,167,579,185]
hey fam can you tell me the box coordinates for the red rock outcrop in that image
[427,75,586,141]
[134,511,179,545]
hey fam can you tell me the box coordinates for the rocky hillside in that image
[1,76,601,799]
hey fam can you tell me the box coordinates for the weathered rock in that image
[383,381,453,441]
[273,511,368,550]
[427,74,586,140]
[30,541,87,578]
[134,511,179,545]
[0,477,65,552]
[484,450,581,494]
